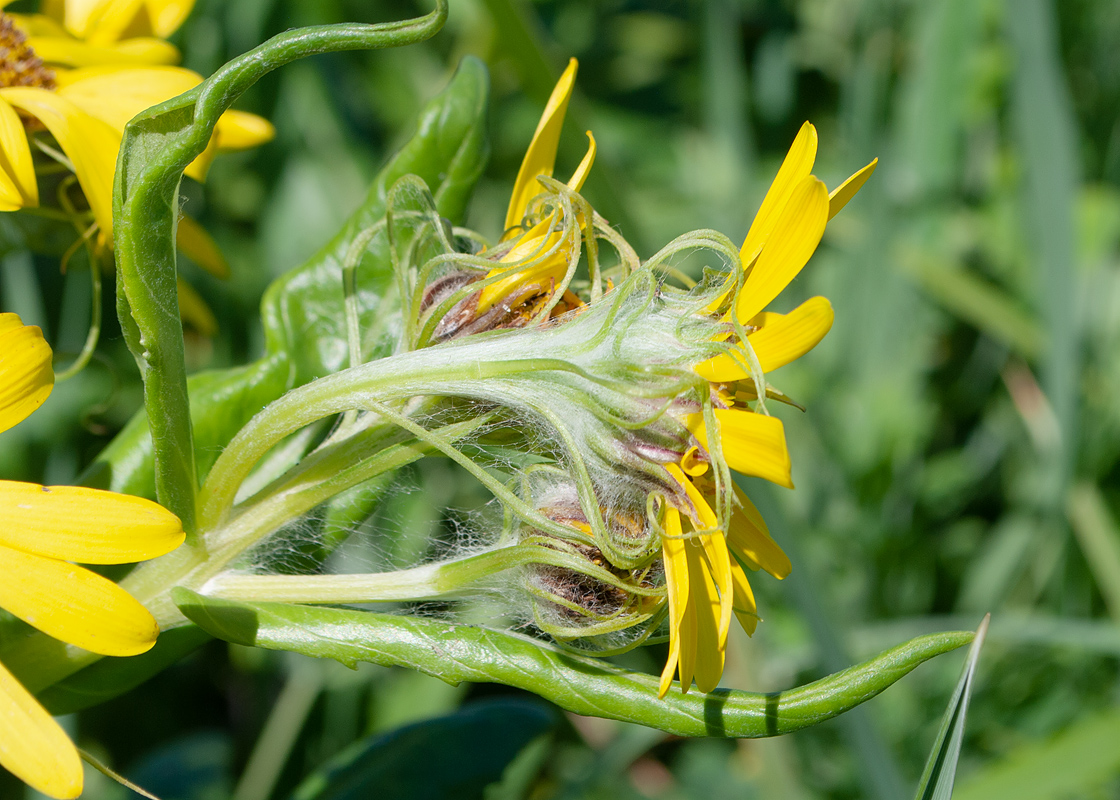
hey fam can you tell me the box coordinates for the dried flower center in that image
[0,13,56,91]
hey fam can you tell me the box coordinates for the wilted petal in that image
[728,558,759,635]
[176,214,229,279]
[214,108,275,152]
[0,660,82,799]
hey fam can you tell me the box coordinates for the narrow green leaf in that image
[914,614,989,800]
[173,589,972,739]
[901,253,1043,361]
[1066,483,1120,622]
[291,699,555,800]
[1006,0,1081,502]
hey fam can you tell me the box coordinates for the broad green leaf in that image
[174,589,973,739]
[291,699,555,800]
[914,614,988,800]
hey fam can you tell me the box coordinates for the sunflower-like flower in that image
[0,1,273,239]
[657,123,876,695]
[0,313,184,798]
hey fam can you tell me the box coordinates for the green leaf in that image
[174,589,973,739]
[291,699,555,800]
[36,625,211,715]
[88,55,489,499]
[113,3,449,532]
[914,614,989,800]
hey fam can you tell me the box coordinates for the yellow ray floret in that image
[0,314,54,433]
[0,480,185,562]
[0,661,83,799]
[504,57,578,234]
[684,408,793,489]
[0,98,38,210]
[695,295,834,382]
[0,312,185,799]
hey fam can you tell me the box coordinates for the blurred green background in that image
[4,0,1120,797]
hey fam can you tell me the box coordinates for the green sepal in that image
[174,589,973,738]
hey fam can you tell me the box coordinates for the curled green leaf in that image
[174,589,973,738]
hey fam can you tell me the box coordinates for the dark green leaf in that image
[291,699,555,800]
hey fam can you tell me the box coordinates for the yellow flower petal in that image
[176,213,229,279]
[0,317,54,435]
[739,121,817,266]
[56,64,198,130]
[0,97,38,210]
[733,175,829,324]
[729,484,790,580]
[504,58,578,233]
[728,558,759,636]
[694,296,834,382]
[659,506,689,698]
[0,87,120,236]
[686,537,724,693]
[0,660,82,800]
[28,34,179,67]
[686,409,793,488]
[62,0,193,45]
[57,66,268,183]
[566,130,595,193]
[0,480,183,563]
[0,543,159,656]
[214,108,275,152]
[828,158,877,220]
[665,464,732,650]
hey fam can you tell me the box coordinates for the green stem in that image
[202,541,664,604]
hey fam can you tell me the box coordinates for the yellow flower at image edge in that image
[657,122,877,696]
[0,6,274,239]
[0,313,184,799]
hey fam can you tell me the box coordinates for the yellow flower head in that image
[657,123,876,696]
[0,313,184,798]
[0,3,274,238]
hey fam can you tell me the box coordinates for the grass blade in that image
[914,614,989,800]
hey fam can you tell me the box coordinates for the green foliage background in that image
[3,0,1120,797]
